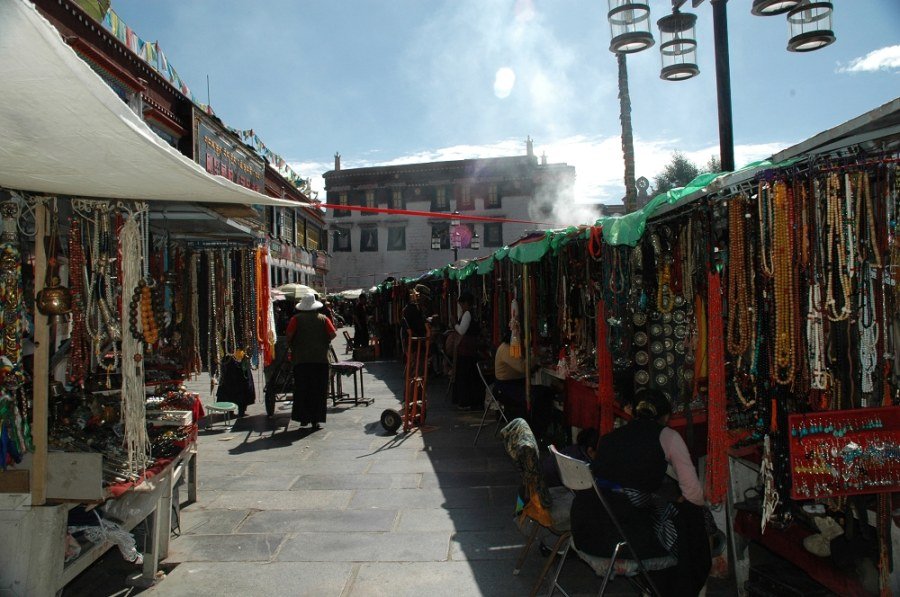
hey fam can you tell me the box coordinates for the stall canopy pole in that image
[523,263,531,411]
[31,200,49,506]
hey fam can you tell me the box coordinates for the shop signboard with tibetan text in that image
[193,109,264,193]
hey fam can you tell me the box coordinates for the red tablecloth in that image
[564,377,600,429]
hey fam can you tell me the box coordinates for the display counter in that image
[0,442,196,595]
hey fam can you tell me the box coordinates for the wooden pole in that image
[522,263,531,411]
[31,200,48,505]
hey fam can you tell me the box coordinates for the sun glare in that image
[493,67,516,99]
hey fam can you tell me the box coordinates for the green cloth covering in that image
[366,156,806,291]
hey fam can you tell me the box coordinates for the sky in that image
[111,1,899,222]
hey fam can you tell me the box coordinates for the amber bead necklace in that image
[772,181,797,385]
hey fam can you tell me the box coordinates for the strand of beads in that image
[825,172,852,321]
[67,218,88,387]
[727,194,752,356]
[772,181,797,385]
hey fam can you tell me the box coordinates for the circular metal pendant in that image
[667,366,675,378]
[673,310,686,323]
[674,295,685,307]
[674,325,688,339]
[650,324,663,337]
[635,351,650,366]
[653,357,667,370]
[663,324,673,337]
[633,311,647,326]
[655,373,669,386]
[635,370,650,385]
[683,369,694,382]
[684,352,695,365]
[675,340,686,354]
[664,338,675,351]
[666,352,675,365]
[661,312,672,324]
[651,340,664,354]
[633,331,648,347]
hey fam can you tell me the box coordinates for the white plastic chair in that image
[546,445,674,597]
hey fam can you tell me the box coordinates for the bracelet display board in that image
[788,406,900,500]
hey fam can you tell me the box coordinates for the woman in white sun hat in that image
[285,294,337,430]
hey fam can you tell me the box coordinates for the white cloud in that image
[289,136,787,223]
[837,45,900,73]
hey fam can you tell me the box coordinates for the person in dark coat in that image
[286,294,337,429]
[216,349,256,417]
[401,284,431,342]
[451,291,482,410]
[353,295,369,348]
[570,388,711,596]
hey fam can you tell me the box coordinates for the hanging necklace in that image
[772,181,796,385]
[727,194,752,356]
[67,217,88,387]
[189,252,202,376]
[224,249,237,354]
[825,173,852,321]
[758,183,775,278]
[207,250,219,382]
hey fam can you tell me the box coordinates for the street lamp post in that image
[608,0,835,175]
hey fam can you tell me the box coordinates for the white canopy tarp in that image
[0,0,295,207]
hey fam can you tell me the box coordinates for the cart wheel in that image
[264,383,276,417]
[380,409,402,434]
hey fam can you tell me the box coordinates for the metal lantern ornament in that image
[751,0,800,16]
[607,1,654,54]
[658,10,699,81]
[471,233,480,251]
[787,1,835,52]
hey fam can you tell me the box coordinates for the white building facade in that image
[323,141,577,291]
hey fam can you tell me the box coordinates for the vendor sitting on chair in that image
[493,329,556,439]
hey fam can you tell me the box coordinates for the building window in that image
[457,185,474,211]
[431,223,451,249]
[360,228,378,252]
[485,184,501,209]
[484,222,503,247]
[335,193,350,217]
[333,227,351,252]
[296,217,306,246]
[387,227,406,251]
[363,190,376,216]
[307,228,319,250]
[432,187,449,211]
[391,189,405,210]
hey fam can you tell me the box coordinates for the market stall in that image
[367,98,900,594]
[0,1,289,591]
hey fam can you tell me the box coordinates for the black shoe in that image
[312,424,322,430]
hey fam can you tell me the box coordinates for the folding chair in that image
[499,419,573,597]
[546,445,676,597]
[474,361,510,446]
[342,330,354,355]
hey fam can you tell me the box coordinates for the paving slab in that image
[290,473,421,490]
[203,489,353,510]
[176,509,251,535]
[149,562,353,596]
[238,508,399,534]
[276,531,451,562]
[164,533,285,563]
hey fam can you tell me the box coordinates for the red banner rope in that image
[311,203,553,226]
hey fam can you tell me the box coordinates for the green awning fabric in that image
[507,235,551,264]
[475,256,495,275]
[596,172,722,246]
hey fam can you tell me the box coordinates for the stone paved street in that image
[64,332,735,596]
